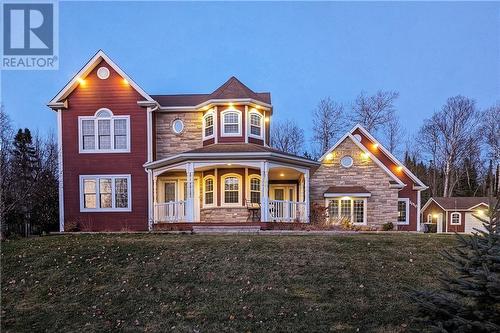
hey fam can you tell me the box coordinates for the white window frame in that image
[221,173,242,206]
[397,198,410,225]
[221,109,242,137]
[427,214,433,223]
[248,110,263,139]
[203,111,215,140]
[247,175,261,204]
[324,198,367,225]
[78,108,131,153]
[202,175,216,207]
[450,212,461,225]
[79,174,132,212]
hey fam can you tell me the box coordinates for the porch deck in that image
[153,222,311,232]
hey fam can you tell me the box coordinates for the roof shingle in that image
[432,197,492,210]
[324,186,371,194]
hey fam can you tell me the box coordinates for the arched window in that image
[222,110,241,136]
[79,108,130,153]
[249,111,263,138]
[222,174,241,205]
[203,176,215,206]
[427,214,433,223]
[203,112,214,139]
[249,176,261,203]
[451,212,461,225]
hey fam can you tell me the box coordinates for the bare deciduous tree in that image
[418,96,480,197]
[385,115,404,156]
[312,97,345,156]
[352,90,399,133]
[270,119,305,155]
[483,104,500,164]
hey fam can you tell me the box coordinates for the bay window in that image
[326,198,367,224]
[249,112,262,137]
[80,175,131,211]
[79,108,130,153]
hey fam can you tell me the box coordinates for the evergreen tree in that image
[411,170,500,332]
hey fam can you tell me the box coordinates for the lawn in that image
[1,233,456,332]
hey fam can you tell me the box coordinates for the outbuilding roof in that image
[430,197,492,210]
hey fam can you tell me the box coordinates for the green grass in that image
[1,233,456,332]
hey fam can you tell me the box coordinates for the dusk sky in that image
[2,1,499,149]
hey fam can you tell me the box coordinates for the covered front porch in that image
[147,160,311,228]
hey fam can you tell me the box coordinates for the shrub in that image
[382,222,394,231]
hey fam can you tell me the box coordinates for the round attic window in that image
[340,155,354,168]
[172,119,184,134]
[353,134,362,141]
[97,67,110,80]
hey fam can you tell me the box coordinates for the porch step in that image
[192,225,261,234]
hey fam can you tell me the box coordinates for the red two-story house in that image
[48,50,426,232]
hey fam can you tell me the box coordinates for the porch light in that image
[396,166,403,172]
[265,117,270,123]
[123,78,129,85]
[280,173,285,177]
[325,153,333,161]
[373,143,379,149]
[227,163,232,166]
[433,214,439,218]
[362,152,370,159]
[77,77,85,85]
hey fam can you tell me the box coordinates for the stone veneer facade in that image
[310,137,399,229]
[200,208,250,223]
[155,112,203,160]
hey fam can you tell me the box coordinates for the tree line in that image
[271,92,499,198]
[0,107,59,238]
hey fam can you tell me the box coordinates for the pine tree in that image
[411,168,500,332]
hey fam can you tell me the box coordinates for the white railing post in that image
[186,163,195,222]
[304,170,310,223]
[261,161,269,222]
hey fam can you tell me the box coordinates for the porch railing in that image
[154,201,186,223]
[268,200,306,223]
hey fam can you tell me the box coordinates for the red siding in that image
[353,129,420,231]
[62,59,148,231]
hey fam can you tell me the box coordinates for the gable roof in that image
[324,186,371,196]
[318,132,405,187]
[48,50,153,108]
[151,77,271,108]
[351,124,427,189]
[426,197,492,211]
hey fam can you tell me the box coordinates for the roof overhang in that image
[324,193,372,198]
[144,151,320,170]
[156,98,273,112]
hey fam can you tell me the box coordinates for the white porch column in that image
[147,170,154,231]
[304,169,310,223]
[186,163,195,222]
[261,161,269,222]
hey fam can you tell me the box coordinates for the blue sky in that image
[2,1,499,148]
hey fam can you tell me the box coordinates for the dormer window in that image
[249,112,263,138]
[222,110,241,136]
[203,112,214,139]
[79,108,130,153]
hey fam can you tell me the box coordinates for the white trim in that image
[325,197,368,225]
[221,173,243,206]
[416,190,422,232]
[57,109,64,232]
[147,169,153,231]
[214,107,218,144]
[146,107,153,163]
[245,106,249,144]
[96,66,110,80]
[78,109,130,154]
[48,50,153,107]
[318,133,405,187]
[157,99,272,112]
[450,212,461,225]
[202,110,215,140]
[467,203,490,210]
[397,198,410,225]
[427,214,433,224]
[79,174,132,212]
[324,193,371,198]
[221,109,242,137]
[340,155,354,168]
[248,109,264,140]
[202,175,216,208]
[350,124,427,188]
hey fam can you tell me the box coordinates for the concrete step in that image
[192,225,261,233]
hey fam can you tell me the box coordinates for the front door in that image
[180,180,200,222]
[269,185,297,221]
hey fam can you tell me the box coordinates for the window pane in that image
[99,178,112,208]
[204,178,214,205]
[115,178,128,208]
[98,120,111,149]
[224,112,238,123]
[250,192,260,204]
[353,200,364,223]
[340,200,351,221]
[205,178,213,192]
[250,114,261,126]
[83,179,96,208]
[83,136,95,150]
[164,182,176,202]
[250,125,261,136]
[205,126,213,137]
[250,178,260,191]
[205,192,214,205]
[398,201,407,222]
[224,124,239,134]
[225,191,239,204]
[328,200,339,218]
[82,120,95,150]
[224,177,239,203]
[114,119,127,135]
